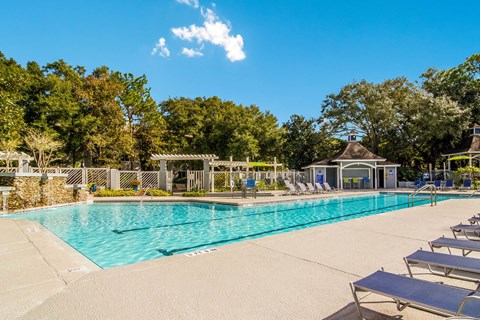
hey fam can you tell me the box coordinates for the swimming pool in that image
[9,193,458,268]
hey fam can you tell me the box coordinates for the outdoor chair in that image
[443,179,454,191]
[352,177,360,189]
[460,179,472,191]
[306,182,318,193]
[363,177,370,189]
[284,182,298,195]
[404,249,480,281]
[350,270,480,319]
[296,182,310,194]
[413,179,421,189]
[314,182,324,193]
[434,179,442,189]
[322,182,334,192]
[469,215,480,225]
[343,177,351,189]
[430,237,480,257]
[451,223,480,240]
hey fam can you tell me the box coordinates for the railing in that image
[468,189,480,198]
[408,184,437,207]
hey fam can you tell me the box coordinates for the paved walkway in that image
[1,195,479,319]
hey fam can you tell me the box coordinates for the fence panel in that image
[187,170,204,191]
[0,167,18,173]
[59,168,84,185]
[30,167,58,174]
[119,171,138,189]
[141,171,160,189]
[86,168,109,188]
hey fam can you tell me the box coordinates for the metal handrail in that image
[468,189,480,199]
[408,184,437,207]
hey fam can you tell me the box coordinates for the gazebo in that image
[442,124,480,169]
[302,131,400,189]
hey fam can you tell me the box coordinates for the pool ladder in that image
[468,189,480,198]
[408,184,437,207]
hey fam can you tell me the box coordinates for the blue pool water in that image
[8,194,461,268]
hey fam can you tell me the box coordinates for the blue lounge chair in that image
[460,179,472,191]
[429,237,480,256]
[443,179,454,191]
[350,270,480,319]
[469,215,480,225]
[404,250,480,280]
[451,223,480,240]
[434,179,442,189]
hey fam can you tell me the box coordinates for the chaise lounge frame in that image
[350,270,480,319]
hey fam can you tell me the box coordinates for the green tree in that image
[422,53,480,126]
[282,115,320,170]
[0,52,26,142]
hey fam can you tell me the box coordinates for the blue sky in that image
[1,0,479,123]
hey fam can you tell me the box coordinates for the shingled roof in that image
[304,141,389,167]
[333,141,385,161]
[444,135,480,155]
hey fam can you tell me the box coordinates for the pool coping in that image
[9,197,480,320]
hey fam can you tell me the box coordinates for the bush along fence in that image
[0,167,303,192]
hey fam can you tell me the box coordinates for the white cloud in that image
[176,0,199,8]
[171,8,246,62]
[151,37,170,57]
[182,47,204,57]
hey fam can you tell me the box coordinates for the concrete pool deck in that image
[1,193,480,319]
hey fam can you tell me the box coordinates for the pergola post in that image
[273,157,277,189]
[203,159,210,191]
[159,159,167,191]
[375,164,378,189]
[339,162,343,189]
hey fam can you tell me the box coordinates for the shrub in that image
[130,179,140,186]
[182,190,207,197]
[95,190,136,197]
[146,189,171,197]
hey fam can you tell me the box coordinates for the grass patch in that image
[182,190,207,197]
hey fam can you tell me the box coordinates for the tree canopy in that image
[0,51,479,174]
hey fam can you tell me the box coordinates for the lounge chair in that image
[469,215,480,225]
[306,182,319,193]
[322,182,335,192]
[460,179,472,191]
[451,224,480,240]
[434,179,442,189]
[296,182,310,194]
[429,237,480,256]
[443,179,454,191]
[284,182,298,195]
[350,270,480,319]
[404,249,480,280]
[314,182,324,193]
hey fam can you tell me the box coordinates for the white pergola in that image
[0,152,33,172]
[150,154,219,190]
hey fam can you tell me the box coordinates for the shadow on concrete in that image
[323,303,402,320]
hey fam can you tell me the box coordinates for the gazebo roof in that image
[151,154,219,161]
[304,141,393,168]
[443,135,480,156]
[333,142,385,161]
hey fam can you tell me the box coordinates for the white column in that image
[375,164,378,189]
[159,159,167,190]
[273,157,277,189]
[203,159,210,191]
[339,163,343,189]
